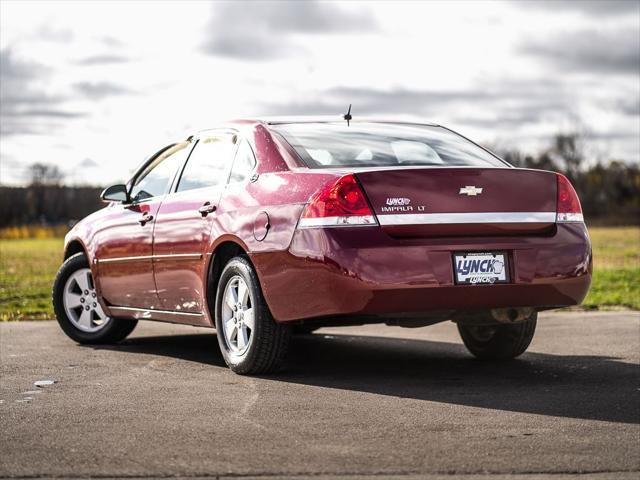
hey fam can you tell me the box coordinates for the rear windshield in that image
[271,122,507,169]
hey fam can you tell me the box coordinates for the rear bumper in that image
[250,223,592,323]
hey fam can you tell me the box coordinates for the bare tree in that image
[552,133,583,181]
[28,163,64,186]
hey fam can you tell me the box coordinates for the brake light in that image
[556,174,583,222]
[298,174,377,228]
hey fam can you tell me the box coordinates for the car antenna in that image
[343,104,352,126]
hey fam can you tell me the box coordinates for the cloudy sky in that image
[1,0,638,186]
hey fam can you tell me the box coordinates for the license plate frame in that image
[452,251,510,285]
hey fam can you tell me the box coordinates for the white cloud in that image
[0,0,638,186]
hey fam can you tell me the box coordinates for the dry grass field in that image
[0,227,638,321]
[582,227,639,310]
[0,238,62,320]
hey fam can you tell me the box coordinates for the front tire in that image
[52,253,137,344]
[215,256,291,375]
[457,313,537,360]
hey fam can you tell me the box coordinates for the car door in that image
[95,143,190,309]
[152,132,238,313]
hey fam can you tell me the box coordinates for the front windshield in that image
[271,122,507,169]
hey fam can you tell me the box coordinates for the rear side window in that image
[130,143,190,202]
[271,122,506,168]
[229,140,256,183]
[177,135,236,192]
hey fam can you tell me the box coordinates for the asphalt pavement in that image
[1,311,639,479]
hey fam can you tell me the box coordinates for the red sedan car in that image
[52,119,592,374]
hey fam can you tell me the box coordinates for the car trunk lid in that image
[354,167,557,237]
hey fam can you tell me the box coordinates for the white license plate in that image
[453,252,509,285]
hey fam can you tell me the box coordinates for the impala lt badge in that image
[459,186,483,196]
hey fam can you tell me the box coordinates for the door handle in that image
[138,213,154,226]
[198,202,217,217]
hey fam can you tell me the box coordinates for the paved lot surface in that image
[1,311,639,479]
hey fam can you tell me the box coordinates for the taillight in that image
[298,174,377,228]
[556,174,583,222]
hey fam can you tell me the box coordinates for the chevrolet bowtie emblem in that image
[459,186,483,196]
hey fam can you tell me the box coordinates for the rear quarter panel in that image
[210,124,341,254]
[203,125,343,322]
[215,171,339,253]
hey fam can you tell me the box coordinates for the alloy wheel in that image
[221,275,255,355]
[62,268,111,333]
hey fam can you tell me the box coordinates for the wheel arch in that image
[64,239,88,259]
[205,238,255,321]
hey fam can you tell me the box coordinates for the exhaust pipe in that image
[490,307,535,324]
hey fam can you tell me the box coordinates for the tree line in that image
[495,134,639,225]
[0,184,103,228]
[0,133,638,228]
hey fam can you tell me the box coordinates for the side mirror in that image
[100,184,129,203]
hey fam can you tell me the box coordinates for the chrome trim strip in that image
[556,213,584,222]
[98,255,152,264]
[98,253,202,264]
[152,254,202,261]
[377,212,557,225]
[109,306,204,317]
[298,215,377,228]
[107,305,211,327]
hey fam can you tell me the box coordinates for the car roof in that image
[193,117,440,137]
[253,116,439,126]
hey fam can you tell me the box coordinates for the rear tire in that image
[215,256,291,375]
[457,313,537,360]
[52,253,137,344]
[292,325,319,335]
